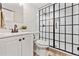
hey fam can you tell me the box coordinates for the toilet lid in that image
[36,40,49,46]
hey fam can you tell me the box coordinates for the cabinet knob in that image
[19,39,22,41]
[23,38,25,40]
[77,47,79,51]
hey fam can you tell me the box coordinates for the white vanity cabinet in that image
[0,36,21,56]
[0,34,33,56]
[6,36,21,56]
[21,34,33,56]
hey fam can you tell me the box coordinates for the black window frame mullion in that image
[39,10,40,40]
[49,6,50,45]
[59,3,60,49]
[52,5,54,47]
[72,3,73,54]
[45,8,46,41]
[42,9,43,40]
[53,4,55,48]
[65,3,66,51]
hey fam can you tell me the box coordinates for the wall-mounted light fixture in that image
[19,3,23,6]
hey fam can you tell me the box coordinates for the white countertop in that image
[0,31,39,39]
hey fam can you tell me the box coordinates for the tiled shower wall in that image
[39,3,79,56]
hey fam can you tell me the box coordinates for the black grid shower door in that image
[39,3,79,56]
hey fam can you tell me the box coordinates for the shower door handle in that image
[55,22,57,29]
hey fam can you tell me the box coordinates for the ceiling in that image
[2,3,48,11]
[28,3,47,8]
[2,3,23,12]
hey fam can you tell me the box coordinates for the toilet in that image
[35,40,49,56]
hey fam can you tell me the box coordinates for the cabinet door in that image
[6,37,21,56]
[0,39,7,56]
[0,36,21,56]
[22,34,33,56]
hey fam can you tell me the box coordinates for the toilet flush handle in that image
[33,34,35,39]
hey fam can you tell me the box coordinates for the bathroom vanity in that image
[0,32,39,56]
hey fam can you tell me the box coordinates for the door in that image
[6,36,21,56]
[22,34,33,56]
[0,36,21,56]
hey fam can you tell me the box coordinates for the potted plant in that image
[20,25,27,32]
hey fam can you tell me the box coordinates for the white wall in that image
[2,3,47,32]
[23,3,46,32]
[2,9,14,29]
[2,3,23,24]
